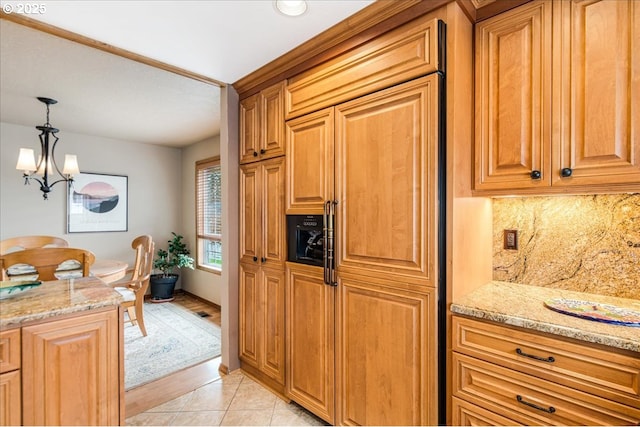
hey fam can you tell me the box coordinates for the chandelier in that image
[15,97,80,200]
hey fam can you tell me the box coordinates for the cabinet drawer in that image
[452,316,640,408]
[0,329,20,373]
[452,396,520,426]
[453,352,640,426]
[286,16,442,119]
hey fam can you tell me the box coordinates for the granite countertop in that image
[451,281,640,353]
[0,276,123,329]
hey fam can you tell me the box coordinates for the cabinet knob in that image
[253,256,258,262]
[253,151,258,157]
[530,170,542,180]
[260,149,266,155]
[261,257,266,263]
[561,167,572,177]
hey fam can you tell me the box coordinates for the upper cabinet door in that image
[240,158,286,266]
[334,75,440,286]
[474,1,553,191]
[285,107,335,214]
[240,93,261,164]
[240,81,286,164]
[260,82,286,160]
[552,0,640,187]
[474,0,639,194]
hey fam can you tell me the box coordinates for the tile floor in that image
[125,370,327,426]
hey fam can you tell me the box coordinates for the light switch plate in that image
[504,229,518,250]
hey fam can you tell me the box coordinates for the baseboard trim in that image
[218,363,230,376]
[180,289,222,310]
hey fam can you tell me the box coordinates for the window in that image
[196,157,222,272]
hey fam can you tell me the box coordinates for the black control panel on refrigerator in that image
[286,215,323,267]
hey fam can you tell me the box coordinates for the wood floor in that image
[171,291,222,327]
[125,291,223,417]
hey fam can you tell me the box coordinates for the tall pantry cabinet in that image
[285,14,444,425]
[238,81,287,392]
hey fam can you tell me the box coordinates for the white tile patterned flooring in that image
[125,370,327,426]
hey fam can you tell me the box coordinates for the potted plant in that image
[149,232,194,302]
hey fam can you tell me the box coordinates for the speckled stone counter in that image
[451,281,640,353]
[0,276,123,329]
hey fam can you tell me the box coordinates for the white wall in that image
[180,135,223,305]
[1,121,183,268]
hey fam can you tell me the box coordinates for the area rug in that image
[123,302,221,390]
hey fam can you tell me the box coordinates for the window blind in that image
[196,157,222,271]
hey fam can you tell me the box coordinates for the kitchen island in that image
[450,281,640,425]
[0,277,123,426]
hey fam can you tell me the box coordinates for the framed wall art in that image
[67,172,128,233]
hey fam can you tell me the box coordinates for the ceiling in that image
[0,1,374,147]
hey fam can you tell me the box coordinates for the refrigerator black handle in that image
[323,200,331,285]
[323,200,338,286]
[327,200,337,286]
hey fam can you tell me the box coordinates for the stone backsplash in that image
[493,194,639,299]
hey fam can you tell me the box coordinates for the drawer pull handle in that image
[516,348,555,363]
[516,395,556,414]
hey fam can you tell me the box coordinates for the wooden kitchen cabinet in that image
[335,74,440,286]
[285,263,335,424]
[285,107,334,215]
[239,263,286,388]
[284,71,442,424]
[286,266,438,426]
[245,7,447,422]
[451,315,640,425]
[21,307,121,426]
[0,328,21,426]
[285,17,442,119]
[474,0,552,192]
[0,329,20,374]
[475,0,640,194]
[239,81,286,164]
[552,0,640,188]
[239,156,286,268]
[239,154,286,391]
[452,397,520,426]
[339,274,438,426]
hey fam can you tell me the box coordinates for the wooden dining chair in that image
[111,235,154,337]
[0,235,69,255]
[0,247,95,281]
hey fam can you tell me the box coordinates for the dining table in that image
[90,259,128,284]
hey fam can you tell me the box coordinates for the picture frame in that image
[67,172,128,233]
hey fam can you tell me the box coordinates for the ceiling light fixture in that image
[16,97,80,200]
[274,0,308,17]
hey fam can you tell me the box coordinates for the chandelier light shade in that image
[16,97,80,200]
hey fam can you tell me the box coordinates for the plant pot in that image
[149,274,179,302]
